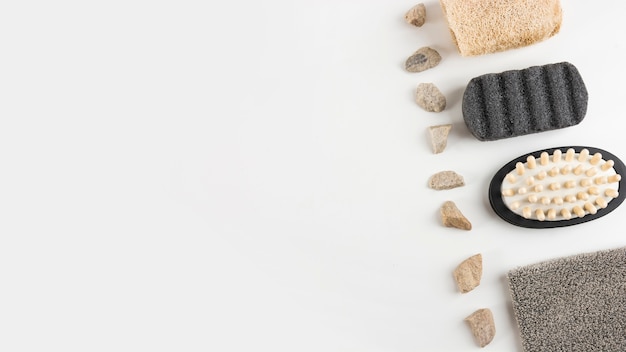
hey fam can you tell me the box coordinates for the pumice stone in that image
[463,62,588,141]
[489,146,626,228]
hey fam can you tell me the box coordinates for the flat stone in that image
[428,124,452,154]
[440,201,472,230]
[453,254,482,293]
[416,83,446,112]
[428,171,464,190]
[465,308,496,348]
[404,3,426,27]
[405,47,441,73]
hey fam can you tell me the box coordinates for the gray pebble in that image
[428,124,452,154]
[405,3,426,27]
[415,83,446,112]
[405,47,441,73]
[428,170,465,190]
[465,308,495,348]
[440,200,472,230]
[454,254,482,293]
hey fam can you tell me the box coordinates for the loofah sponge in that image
[439,0,562,56]
[462,62,588,141]
[508,247,626,351]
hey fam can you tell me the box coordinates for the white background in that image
[1,1,625,351]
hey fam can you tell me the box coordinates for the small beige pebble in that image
[440,201,472,230]
[465,308,495,348]
[428,171,464,190]
[453,254,482,293]
[416,83,446,112]
[405,46,441,73]
[428,124,452,154]
[404,3,426,27]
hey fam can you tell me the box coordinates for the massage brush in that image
[489,146,626,228]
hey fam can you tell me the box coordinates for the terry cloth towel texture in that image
[507,247,626,352]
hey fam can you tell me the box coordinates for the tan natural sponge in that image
[439,0,563,56]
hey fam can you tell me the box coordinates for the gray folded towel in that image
[507,247,626,351]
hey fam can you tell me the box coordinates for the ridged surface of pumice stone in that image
[463,62,588,141]
[489,146,626,229]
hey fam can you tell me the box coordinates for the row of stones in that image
[405,41,451,154]
[404,4,494,348]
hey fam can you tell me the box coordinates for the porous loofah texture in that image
[508,247,626,351]
[463,62,588,141]
[439,0,562,56]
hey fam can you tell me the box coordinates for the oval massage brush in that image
[489,146,626,228]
